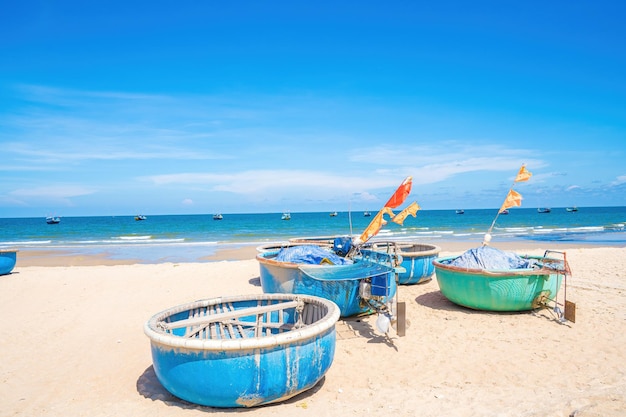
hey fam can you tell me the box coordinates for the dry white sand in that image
[1,245,625,416]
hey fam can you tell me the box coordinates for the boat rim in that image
[432,254,563,277]
[144,293,340,351]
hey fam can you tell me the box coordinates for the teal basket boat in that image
[433,249,570,312]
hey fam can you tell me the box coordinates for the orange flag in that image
[392,201,420,225]
[499,190,523,213]
[514,165,532,183]
[384,176,413,208]
[359,207,395,243]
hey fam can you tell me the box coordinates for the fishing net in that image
[275,245,353,265]
[446,246,536,270]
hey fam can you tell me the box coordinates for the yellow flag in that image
[514,165,532,182]
[392,201,421,225]
[499,190,523,213]
[359,207,395,242]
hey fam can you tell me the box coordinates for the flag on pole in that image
[514,165,532,183]
[384,176,413,208]
[358,207,395,242]
[392,201,420,225]
[499,190,523,213]
[356,176,414,244]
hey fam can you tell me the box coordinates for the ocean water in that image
[1,206,625,263]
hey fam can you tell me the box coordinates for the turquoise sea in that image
[1,206,625,263]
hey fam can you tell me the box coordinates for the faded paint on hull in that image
[145,294,340,408]
[150,328,336,407]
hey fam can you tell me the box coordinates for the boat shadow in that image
[415,290,527,318]
[339,316,399,350]
[137,365,328,411]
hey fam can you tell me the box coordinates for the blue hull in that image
[369,243,440,285]
[257,248,397,317]
[0,251,17,275]
[145,294,340,408]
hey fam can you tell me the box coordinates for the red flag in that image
[514,165,532,183]
[384,176,412,208]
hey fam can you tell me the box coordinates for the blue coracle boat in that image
[256,239,400,317]
[367,242,440,285]
[432,247,570,312]
[0,250,18,275]
[144,293,340,408]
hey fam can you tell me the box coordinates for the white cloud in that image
[611,175,626,186]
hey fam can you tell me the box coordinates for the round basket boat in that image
[368,242,440,285]
[144,293,340,408]
[432,255,564,311]
[0,250,18,276]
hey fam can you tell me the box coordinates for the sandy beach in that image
[1,243,625,417]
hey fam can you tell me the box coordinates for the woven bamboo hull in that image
[0,250,17,275]
[433,256,563,311]
[369,243,440,285]
[144,294,340,408]
[256,250,397,317]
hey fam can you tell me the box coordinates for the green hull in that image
[433,255,563,311]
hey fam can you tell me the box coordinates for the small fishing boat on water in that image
[363,211,371,217]
[144,293,340,408]
[329,211,338,217]
[537,207,551,213]
[135,215,147,221]
[213,213,223,220]
[0,250,18,275]
[455,209,465,214]
[281,212,291,220]
[46,216,60,224]
[566,207,578,212]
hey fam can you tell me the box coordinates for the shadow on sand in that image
[136,365,327,412]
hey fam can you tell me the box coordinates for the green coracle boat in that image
[433,248,570,312]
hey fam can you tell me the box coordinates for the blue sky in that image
[1,1,625,217]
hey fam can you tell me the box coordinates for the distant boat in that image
[135,215,147,221]
[329,211,338,217]
[213,214,223,220]
[46,216,60,224]
[281,213,291,220]
[500,209,509,215]
[537,208,551,214]
[455,209,465,215]
[363,211,371,217]
[566,207,578,212]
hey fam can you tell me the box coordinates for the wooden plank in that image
[161,300,300,330]
[564,300,576,323]
[396,302,406,337]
